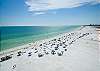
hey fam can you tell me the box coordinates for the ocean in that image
[0,26,80,51]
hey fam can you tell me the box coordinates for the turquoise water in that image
[0,26,80,51]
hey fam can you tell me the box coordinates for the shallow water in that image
[0,26,80,51]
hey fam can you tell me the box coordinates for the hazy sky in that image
[0,0,100,26]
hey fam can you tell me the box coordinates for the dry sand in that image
[0,26,100,71]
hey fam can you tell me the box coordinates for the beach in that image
[0,26,100,71]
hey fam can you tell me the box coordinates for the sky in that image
[0,0,100,26]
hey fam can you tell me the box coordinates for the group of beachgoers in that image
[0,26,91,63]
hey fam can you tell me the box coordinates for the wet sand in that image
[0,26,99,71]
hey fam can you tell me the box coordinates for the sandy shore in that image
[0,26,83,56]
[0,26,99,71]
[96,26,100,62]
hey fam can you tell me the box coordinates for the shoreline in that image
[0,26,84,56]
[0,25,99,57]
[0,25,99,71]
[0,25,80,51]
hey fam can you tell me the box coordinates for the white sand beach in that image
[0,26,100,71]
